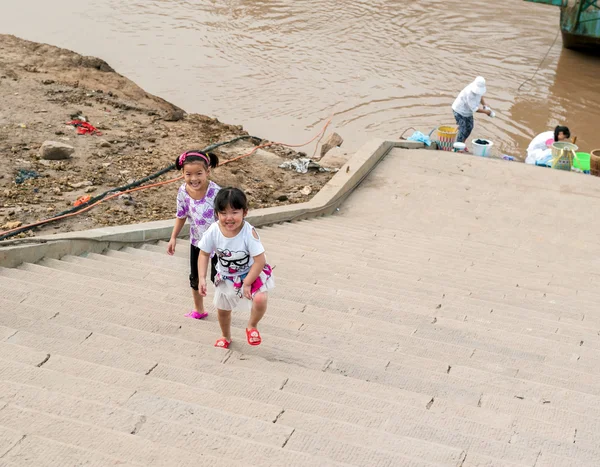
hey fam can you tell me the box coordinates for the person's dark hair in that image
[175,150,219,170]
[214,187,248,217]
[554,125,570,141]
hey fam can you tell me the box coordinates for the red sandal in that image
[246,328,262,346]
[214,337,231,349]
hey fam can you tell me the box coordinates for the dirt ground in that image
[0,34,334,240]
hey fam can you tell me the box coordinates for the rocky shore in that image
[0,35,336,239]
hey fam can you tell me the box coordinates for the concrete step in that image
[257,230,600,309]
[0,379,360,467]
[5,288,600,462]
[4,300,596,458]
[126,239,598,324]
[4,266,600,418]
[12,258,600,408]
[129,240,600,326]
[262,219,599,279]
[0,402,272,467]
[151,240,600,345]
[4,339,591,466]
[261,221,598,298]
[0,270,572,414]
[0,425,142,467]
[73,247,599,336]
[0,356,449,466]
[47,250,600,365]
[264,248,600,327]
[152,237,588,314]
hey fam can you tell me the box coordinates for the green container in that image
[573,152,591,172]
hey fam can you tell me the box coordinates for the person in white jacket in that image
[452,76,493,145]
[525,125,571,166]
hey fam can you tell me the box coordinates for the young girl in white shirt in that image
[198,187,274,348]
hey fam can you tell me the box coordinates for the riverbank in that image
[0,35,334,239]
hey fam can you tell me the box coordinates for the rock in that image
[69,180,93,189]
[40,141,75,160]
[98,139,111,148]
[275,194,288,202]
[41,79,55,85]
[319,132,344,159]
[300,186,312,196]
[163,108,185,122]
[81,56,114,72]
[2,221,22,229]
[119,194,134,206]
[85,187,96,193]
[319,146,350,169]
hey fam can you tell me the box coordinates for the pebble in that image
[300,186,312,196]
[69,181,93,189]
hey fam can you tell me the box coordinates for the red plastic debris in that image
[73,195,91,207]
[67,120,102,136]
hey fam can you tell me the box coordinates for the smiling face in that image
[217,205,247,236]
[183,161,209,193]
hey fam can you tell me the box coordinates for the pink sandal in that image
[214,337,231,349]
[185,310,208,320]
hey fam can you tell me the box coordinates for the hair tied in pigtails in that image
[178,152,188,167]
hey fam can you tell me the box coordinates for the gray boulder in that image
[40,141,75,160]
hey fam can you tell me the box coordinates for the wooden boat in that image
[525,0,600,51]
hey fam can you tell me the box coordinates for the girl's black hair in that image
[214,187,248,217]
[554,125,571,141]
[175,150,219,170]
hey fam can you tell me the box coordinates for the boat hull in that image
[562,27,600,50]
[561,2,600,52]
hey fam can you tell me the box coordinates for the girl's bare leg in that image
[217,309,232,341]
[248,292,267,329]
[192,289,204,312]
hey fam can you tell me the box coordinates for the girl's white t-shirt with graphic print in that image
[176,181,220,247]
[199,221,265,277]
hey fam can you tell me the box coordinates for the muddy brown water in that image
[2,0,600,159]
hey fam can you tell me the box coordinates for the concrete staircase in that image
[1,148,600,466]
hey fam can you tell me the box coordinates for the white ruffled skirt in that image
[213,265,275,312]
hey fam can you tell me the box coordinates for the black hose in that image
[0,135,260,241]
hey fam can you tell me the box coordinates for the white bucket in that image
[471,139,494,157]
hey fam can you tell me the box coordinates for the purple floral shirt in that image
[176,181,220,247]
